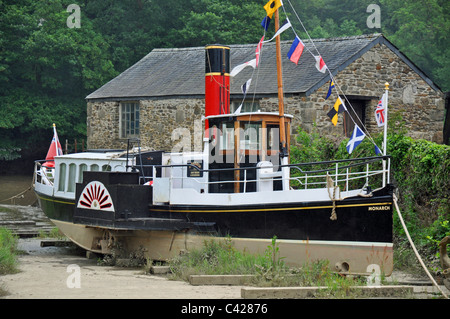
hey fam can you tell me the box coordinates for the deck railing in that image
[132,155,391,193]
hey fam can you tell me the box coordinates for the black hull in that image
[35,192,75,223]
[148,195,393,244]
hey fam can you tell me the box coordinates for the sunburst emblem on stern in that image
[77,181,114,212]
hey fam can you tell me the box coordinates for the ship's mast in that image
[274,9,290,191]
[274,10,287,157]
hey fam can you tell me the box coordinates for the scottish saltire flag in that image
[375,145,382,155]
[287,36,305,64]
[314,55,327,73]
[375,93,386,127]
[325,80,334,99]
[346,125,366,154]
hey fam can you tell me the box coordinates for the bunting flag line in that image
[234,104,243,114]
[230,59,256,77]
[256,36,264,67]
[346,125,366,154]
[263,19,292,43]
[314,55,327,73]
[287,36,305,64]
[241,79,252,95]
[325,80,334,99]
[327,97,346,126]
[261,16,271,30]
[264,0,283,19]
[375,93,386,127]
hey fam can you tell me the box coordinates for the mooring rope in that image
[0,186,32,203]
[393,194,449,299]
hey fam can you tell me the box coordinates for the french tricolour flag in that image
[287,36,305,65]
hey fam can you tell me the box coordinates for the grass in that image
[37,227,66,239]
[0,227,19,275]
[168,236,368,298]
[0,227,20,297]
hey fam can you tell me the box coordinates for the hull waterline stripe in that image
[149,202,393,213]
[36,194,75,205]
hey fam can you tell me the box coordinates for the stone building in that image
[86,34,445,152]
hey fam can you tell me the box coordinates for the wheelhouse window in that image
[120,102,140,138]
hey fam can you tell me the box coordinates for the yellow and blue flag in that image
[325,80,335,99]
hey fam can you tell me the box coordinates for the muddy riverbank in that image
[1,238,243,299]
[1,237,448,300]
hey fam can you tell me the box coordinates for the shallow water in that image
[0,175,37,206]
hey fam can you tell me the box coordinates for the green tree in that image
[0,0,117,166]
[169,0,265,47]
[381,0,449,91]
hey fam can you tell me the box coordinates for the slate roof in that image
[86,34,439,101]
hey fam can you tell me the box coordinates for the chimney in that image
[204,45,230,131]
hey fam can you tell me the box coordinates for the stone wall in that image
[86,100,121,149]
[87,98,205,151]
[86,43,445,151]
[262,43,445,144]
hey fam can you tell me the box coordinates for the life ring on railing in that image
[144,181,153,186]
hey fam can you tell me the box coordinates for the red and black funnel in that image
[205,45,230,131]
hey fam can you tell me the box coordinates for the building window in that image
[231,100,260,113]
[120,102,140,138]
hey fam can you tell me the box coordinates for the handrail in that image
[131,155,390,176]
[134,155,390,193]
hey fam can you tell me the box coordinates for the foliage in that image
[169,236,270,281]
[0,227,19,275]
[290,124,335,164]
[168,236,366,295]
[290,113,450,271]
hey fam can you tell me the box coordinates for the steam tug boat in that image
[34,18,394,276]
